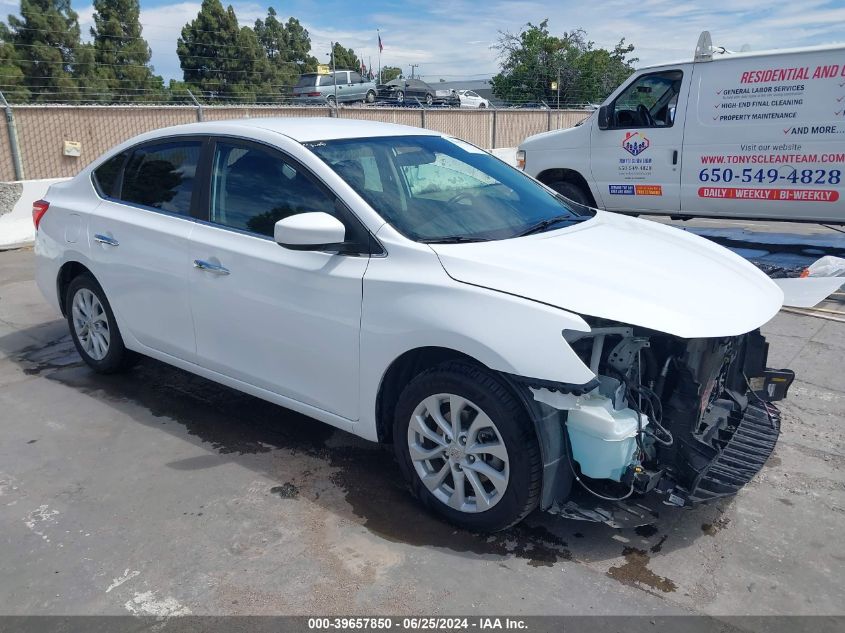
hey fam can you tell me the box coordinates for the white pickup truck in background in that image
[518,32,845,224]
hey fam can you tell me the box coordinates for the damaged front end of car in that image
[511,319,795,527]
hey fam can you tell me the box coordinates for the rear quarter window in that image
[92,152,127,198]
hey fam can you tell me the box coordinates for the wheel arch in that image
[57,260,95,316]
[536,168,597,207]
[375,345,577,511]
[375,346,481,444]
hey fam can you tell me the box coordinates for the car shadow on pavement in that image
[1,323,731,590]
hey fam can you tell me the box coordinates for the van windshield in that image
[309,135,595,243]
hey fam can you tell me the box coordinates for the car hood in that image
[429,211,784,338]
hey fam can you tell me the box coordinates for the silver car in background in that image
[292,70,377,105]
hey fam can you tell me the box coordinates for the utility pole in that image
[409,64,419,79]
[330,41,338,107]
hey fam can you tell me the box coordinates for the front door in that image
[590,69,689,212]
[188,138,369,420]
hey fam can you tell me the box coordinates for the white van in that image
[518,33,845,223]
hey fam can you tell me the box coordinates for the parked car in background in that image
[293,70,377,105]
[34,117,792,533]
[376,78,459,106]
[457,90,490,108]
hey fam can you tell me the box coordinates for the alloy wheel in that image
[407,393,510,513]
[71,288,110,361]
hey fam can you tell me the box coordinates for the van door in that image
[681,50,845,222]
[347,71,365,101]
[590,68,689,212]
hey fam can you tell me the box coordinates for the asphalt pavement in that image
[0,247,843,617]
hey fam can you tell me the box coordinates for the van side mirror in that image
[274,212,346,251]
[597,105,610,130]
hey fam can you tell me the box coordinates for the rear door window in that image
[349,72,362,84]
[120,140,202,215]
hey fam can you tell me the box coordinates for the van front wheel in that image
[549,180,593,207]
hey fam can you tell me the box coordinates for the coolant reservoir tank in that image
[566,393,647,482]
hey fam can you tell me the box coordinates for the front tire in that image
[66,274,135,373]
[425,93,433,106]
[395,90,404,104]
[548,180,593,207]
[393,361,542,532]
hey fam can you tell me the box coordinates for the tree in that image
[254,8,317,96]
[0,24,29,101]
[380,65,401,83]
[6,0,84,102]
[574,40,637,104]
[491,20,636,106]
[178,0,274,101]
[330,42,360,71]
[90,0,164,102]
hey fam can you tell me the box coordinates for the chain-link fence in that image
[0,104,590,181]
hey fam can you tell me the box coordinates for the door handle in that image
[93,234,119,247]
[193,259,230,275]
[672,150,679,165]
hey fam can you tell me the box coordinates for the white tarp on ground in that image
[0,178,68,249]
[774,277,845,308]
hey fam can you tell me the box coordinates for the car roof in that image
[119,117,441,146]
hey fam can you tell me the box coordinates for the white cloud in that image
[7,0,845,86]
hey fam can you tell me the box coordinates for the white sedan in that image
[457,90,489,108]
[34,118,790,532]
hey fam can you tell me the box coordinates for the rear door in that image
[187,137,370,419]
[589,68,689,211]
[88,137,204,360]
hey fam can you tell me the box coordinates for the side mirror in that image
[274,212,346,251]
[597,105,610,130]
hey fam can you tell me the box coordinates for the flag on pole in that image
[378,32,383,52]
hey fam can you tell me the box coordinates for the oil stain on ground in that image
[701,516,731,536]
[607,546,677,593]
[19,341,574,568]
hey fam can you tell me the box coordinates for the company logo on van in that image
[622,132,650,156]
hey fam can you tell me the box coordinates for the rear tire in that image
[425,93,433,106]
[393,361,542,532]
[548,180,594,207]
[365,90,376,103]
[66,274,136,374]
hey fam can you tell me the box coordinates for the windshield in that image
[308,135,594,242]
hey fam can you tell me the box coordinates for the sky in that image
[2,0,845,82]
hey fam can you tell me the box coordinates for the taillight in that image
[515,149,526,170]
[306,92,321,97]
[32,200,49,229]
